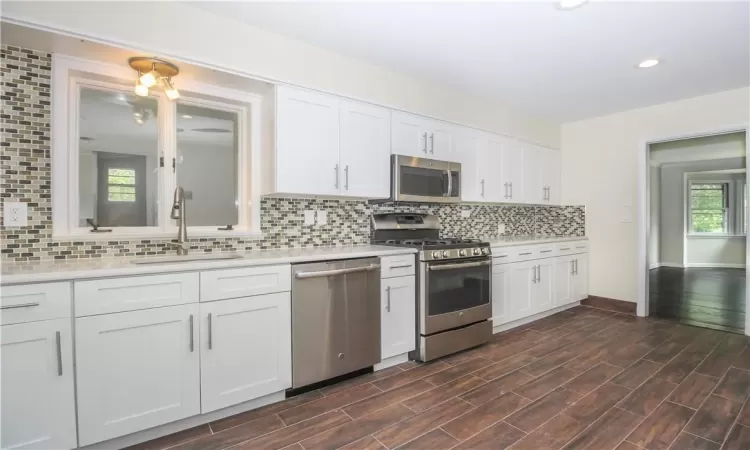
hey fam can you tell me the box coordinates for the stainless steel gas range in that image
[372,213,492,362]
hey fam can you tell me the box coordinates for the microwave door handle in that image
[445,170,453,197]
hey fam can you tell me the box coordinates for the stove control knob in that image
[473,248,481,256]
[442,250,450,258]
[481,248,489,255]
[432,251,441,259]
[459,249,467,257]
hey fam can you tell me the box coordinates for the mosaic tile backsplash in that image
[0,44,584,262]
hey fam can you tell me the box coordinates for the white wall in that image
[2,1,559,148]
[687,237,746,266]
[561,87,750,303]
[649,165,660,268]
[658,158,745,266]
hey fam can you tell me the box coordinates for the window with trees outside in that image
[689,183,729,233]
[107,168,136,202]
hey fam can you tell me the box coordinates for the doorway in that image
[643,130,749,334]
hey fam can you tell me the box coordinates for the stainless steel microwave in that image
[388,155,461,203]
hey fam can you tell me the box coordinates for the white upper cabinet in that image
[1,318,77,450]
[391,111,457,161]
[75,305,200,446]
[339,100,391,198]
[199,292,291,413]
[275,86,341,196]
[500,137,525,203]
[456,130,481,202]
[523,144,561,205]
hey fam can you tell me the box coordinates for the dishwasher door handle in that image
[294,264,381,279]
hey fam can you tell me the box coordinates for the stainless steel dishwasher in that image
[291,258,381,389]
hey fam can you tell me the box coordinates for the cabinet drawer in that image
[557,241,588,255]
[74,273,199,317]
[380,255,416,278]
[200,265,291,302]
[1,282,71,325]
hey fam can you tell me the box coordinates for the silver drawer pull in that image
[560,247,571,251]
[1,301,40,310]
[208,313,213,350]
[388,264,413,270]
[540,250,552,253]
[494,255,508,258]
[386,286,391,312]
[295,264,381,279]
[429,260,491,271]
[576,245,586,249]
[189,315,194,353]
[55,331,63,376]
[518,252,533,256]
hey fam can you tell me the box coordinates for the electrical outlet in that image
[461,210,471,218]
[497,223,506,234]
[317,210,328,225]
[3,202,27,227]
[304,210,315,226]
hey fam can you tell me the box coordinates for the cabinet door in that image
[491,263,512,327]
[381,276,416,359]
[1,319,76,450]
[572,254,589,301]
[276,86,340,196]
[200,292,291,413]
[339,101,391,198]
[533,260,554,314]
[430,121,457,161]
[522,144,544,204]
[391,111,429,158]
[554,256,574,307]
[542,148,561,204]
[76,305,200,446]
[484,135,506,202]
[502,138,525,203]
[509,261,535,321]
[457,131,482,202]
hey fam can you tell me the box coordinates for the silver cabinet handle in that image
[429,260,491,271]
[504,182,509,199]
[430,133,434,154]
[295,264,381,279]
[423,132,428,153]
[481,179,485,197]
[540,249,552,253]
[575,259,579,275]
[509,182,513,199]
[571,260,575,275]
[560,247,570,251]
[532,265,537,283]
[537,265,541,282]
[344,165,349,190]
[547,186,551,201]
[389,264,413,269]
[208,313,213,350]
[494,255,508,259]
[334,164,339,189]
[189,314,194,352]
[576,245,586,249]
[55,331,62,376]
[519,252,533,256]
[1,302,40,310]
[386,286,391,312]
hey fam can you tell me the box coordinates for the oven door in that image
[421,257,491,335]
[393,155,460,203]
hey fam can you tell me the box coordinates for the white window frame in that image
[52,54,262,240]
[687,179,734,236]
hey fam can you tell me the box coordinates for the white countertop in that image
[0,245,417,285]
[486,236,588,247]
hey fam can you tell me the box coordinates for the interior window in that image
[78,86,159,228]
[690,183,729,233]
[175,101,239,227]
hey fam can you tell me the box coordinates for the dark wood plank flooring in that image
[650,267,746,333]
[129,306,750,450]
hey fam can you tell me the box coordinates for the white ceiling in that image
[190,1,750,122]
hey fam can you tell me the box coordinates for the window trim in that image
[51,54,263,240]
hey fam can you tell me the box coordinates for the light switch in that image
[304,210,315,226]
[3,201,27,227]
[317,210,328,225]
[497,223,506,234]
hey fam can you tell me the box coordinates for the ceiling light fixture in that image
[557,0,588,10]
[128,56,180,100]
[637,59,660,68]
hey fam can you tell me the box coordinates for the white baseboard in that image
[492,302,581,335]
[80,391,286,449]
[685,263,746,269]
[655,262,684,268]
[374,353,409,371]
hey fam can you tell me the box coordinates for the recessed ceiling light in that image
[181,115,193,119]
[557,0,588,10]
[637,59,660,68]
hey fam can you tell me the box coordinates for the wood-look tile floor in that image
[129,306,750,450]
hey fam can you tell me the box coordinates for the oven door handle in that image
[428,260,491,271]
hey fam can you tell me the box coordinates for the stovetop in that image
[373,238,488,250]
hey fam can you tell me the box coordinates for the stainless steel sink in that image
[131,253,243,265]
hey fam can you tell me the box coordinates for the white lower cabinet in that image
[380,276,416,359]
[1,318,77,450]
[554,256,574,307]
[508,261,535,322]
[75,304,200,446]
[199,292,292,413]
[531,260,554,315]
[571,253,589,301]
[491,262,512,325]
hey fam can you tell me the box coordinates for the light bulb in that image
[139,70,158,87]
[164,78,180,100]
[637,59,660,68]
[134,82,149,97]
